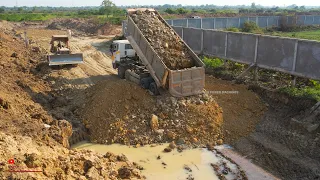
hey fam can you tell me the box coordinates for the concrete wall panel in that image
[172,26,183,38]
[215,18,227,29]
[258,17,268,28]
[203,30,226,56]
[227,18,240,28]
[172,19,187,27]
[297,16,305,25]
[314,16,320,25]
[267,16,279,27]
[202,18,214,29]
[296,41,320,79]
[305,16,314,25]
[240,17,249,28]
[188,19,201,28]
[257,36,296,71]
[183,28,202,53]
[227,33,256,63]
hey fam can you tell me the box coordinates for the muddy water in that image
[72,142,241,180]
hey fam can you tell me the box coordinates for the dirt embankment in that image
[132,10,194,70]
[47,18,121,36]
[80,80,224,148]
[0,22,143,179]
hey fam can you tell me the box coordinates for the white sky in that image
[0,0,320,7]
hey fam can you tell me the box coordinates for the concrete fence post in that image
[200,18,203,29]
[291,40,299,86]
[238,17,241,28]
[213,18,216,29]
[200,29,204,54]
[224,32,228,66]
[256,16,258,26]
[253,35,259,82]
[226,18,229,28]
[304,15,307,25]
[170,20,173,26]
[277,16,280,27]
[186,19,189,28]
[266,17,269,28]
[181,27,184,40]
[313,16,315,24]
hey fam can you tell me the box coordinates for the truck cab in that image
[111,40,136,69]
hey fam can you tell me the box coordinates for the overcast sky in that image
[1,0,320,7]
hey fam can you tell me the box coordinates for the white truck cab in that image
[111,40,136,68]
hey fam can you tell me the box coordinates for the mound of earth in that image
[80,80,224,147]
[47,18,121,35]
[131,10,194,70]
[0,133,143,180]
[0,25,144,179]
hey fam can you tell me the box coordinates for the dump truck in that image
[47,35,84,66]
[111,8,205,97]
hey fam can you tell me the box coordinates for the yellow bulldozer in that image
[47,35,83,66]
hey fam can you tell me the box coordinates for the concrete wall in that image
[168,15,320,29]
[227,33,257,63]
[183,28,202,53]
[257,36,295,71]
[203,30,226,56]
[296,41,320,79]
[173,27,320,80]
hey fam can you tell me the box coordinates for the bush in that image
[203,57,224,68]
[280,80,320,101]
[242,21,263,34]
[226,27,240,32]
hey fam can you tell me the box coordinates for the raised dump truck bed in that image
[125,8,205,97]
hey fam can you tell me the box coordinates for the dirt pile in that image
[131,10,194,70]
[0,133,144,179]
[0,26,144,179]
[47,18,121,36]
[80,80,223,147]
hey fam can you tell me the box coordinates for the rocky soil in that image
[0,22,143,179]
[80,80,224,148]
[131,10,195,70]
[0,133,143,180]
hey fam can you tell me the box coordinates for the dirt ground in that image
[0,23,143,179]
[2,18,320,180]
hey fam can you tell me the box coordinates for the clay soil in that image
[3,17,314,180]
[131,10,194,70]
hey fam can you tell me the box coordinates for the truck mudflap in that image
[169,68,205,97]
[48,53,84,66]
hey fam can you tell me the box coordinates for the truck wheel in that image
[118,66,126,79]
[149,82,160,95]
[140,78,150,89]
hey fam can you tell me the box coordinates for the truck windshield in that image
[125,44,133,50]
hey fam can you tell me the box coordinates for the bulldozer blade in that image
[48,53,84,66]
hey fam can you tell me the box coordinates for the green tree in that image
[176,8,189,14]
[101,0,116,17]
[0,8,4,13]
[251,2,256,9]
[164,8,176,14]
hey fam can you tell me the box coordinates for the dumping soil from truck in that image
[80,80,224,147]
[131,10,194,70]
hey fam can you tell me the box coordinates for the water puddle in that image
[72,142,244,180]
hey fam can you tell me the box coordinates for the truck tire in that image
[118,66,126,79]
[140,77,153,89]
[149,82,160,95]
